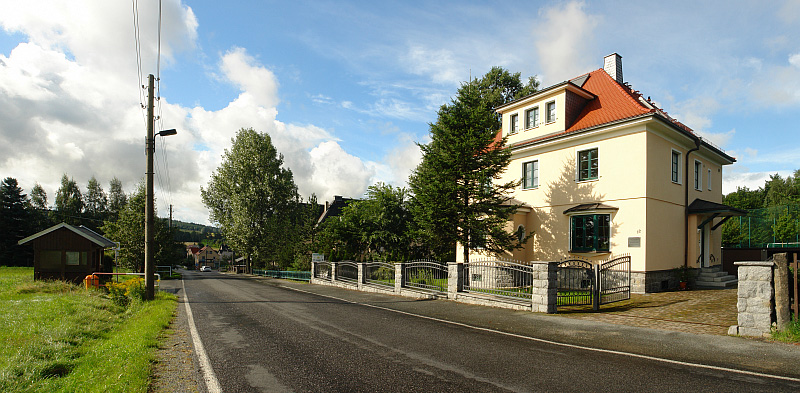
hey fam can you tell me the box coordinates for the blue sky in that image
[1,1,799,225]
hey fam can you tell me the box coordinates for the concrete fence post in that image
[394,262,404,293]
[358,262,365,290]
[531,261,558,314]
[310,261,316,280]
[773,253,790,331]
[730,261,774,337]
[331,262,337,283]
[447,262,464,299]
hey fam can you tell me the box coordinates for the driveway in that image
[557,288,738,336]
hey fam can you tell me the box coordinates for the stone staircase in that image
[694,265,738,288]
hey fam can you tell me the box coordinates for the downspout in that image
[684,138,702,268]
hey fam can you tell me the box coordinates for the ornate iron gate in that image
[557,254,631,310]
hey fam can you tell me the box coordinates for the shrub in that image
[106,277,145,307]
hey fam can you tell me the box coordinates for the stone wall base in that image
[631,269,689,293]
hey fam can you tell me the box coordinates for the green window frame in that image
[522,160,538,189]
[671,150,680,183]
[578,148,598,181]
[570,214,610,252]
[694,160,702,190]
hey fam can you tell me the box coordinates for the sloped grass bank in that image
[0,267,176,392]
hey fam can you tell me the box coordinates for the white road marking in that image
[183,278,223,393]
[282,284,800,384]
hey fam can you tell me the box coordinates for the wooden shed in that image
[17,223,116,283]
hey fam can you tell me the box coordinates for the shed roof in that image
[18,222,117,248]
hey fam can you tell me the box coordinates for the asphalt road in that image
[181,270,800,392]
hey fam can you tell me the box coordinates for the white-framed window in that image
[525,107,539,129]
[671,149,682,184]
[694,160,702,191]
[510,113,519,134]
[707,168,712,190]
[545,101,556,123]
[522,160,538,189]
[578,148,598,181]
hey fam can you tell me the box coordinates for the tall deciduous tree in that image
[101,183,178,272]
[201,128,301,269]
[55,174,83,225]
[108,177,127,221]
[84,176,108,229]
[0,177,32,266]
[29,183,52,232]
[409,68,536,262]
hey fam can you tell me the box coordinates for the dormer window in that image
[510,114,519,134]
[546,101,556,123]
[525,107,539,129]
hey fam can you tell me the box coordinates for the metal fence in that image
[404,260,447,293]
[252,269,311,281]
[556,258,595,307]
[314,262,332,281]
[336,261,359,283]
[598,255,631,305]
[462,259,533,302]
[364,262,395,288]
[556,254,631,310]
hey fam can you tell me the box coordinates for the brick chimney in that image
[603,53,623,84]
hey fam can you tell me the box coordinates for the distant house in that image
[460,53,745,292]
[17,223,116,283]
[197,246,220,268]
[316,195,357,225]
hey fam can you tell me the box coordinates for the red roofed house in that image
[459,53,743,292]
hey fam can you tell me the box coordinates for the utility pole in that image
[169,204,173,229]
[145,74,156,301]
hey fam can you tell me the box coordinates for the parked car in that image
[200,266,212,272]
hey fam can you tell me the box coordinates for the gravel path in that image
[149,285,205,393]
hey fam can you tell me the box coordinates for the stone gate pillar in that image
[730,261,774,337]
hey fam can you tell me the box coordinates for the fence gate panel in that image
[598,255,631,306]
[557,255,631,310]
[557,259,595,307]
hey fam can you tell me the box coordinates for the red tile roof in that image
[506,68,705,150]
[566,69,654,132]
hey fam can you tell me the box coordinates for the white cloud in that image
[0,1,376,225]
[788,53,800,68]
[534,1,599,84]
[723,170,792,194]
[308,141,374,200]
[403,45,462,86]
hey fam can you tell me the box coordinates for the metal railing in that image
[364,262,395,288]
[336,261,359,283]
[253,269,311,281]
[404,260,447,293]
[314,262,332,281]
[463,259,533,302]
[598,255,631,305]
[556,258,594,307]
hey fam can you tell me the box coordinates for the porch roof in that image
[687,199,747,216]
[562,203,618,215]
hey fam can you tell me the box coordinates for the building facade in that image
[461,54,739,292]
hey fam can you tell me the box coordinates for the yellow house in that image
[460,53,743,292]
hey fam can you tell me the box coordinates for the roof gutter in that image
[684,137,702,268]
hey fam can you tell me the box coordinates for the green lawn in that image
[0,267,176,392]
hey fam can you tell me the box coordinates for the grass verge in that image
[0,267,176,392]
[772,315,800,343]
